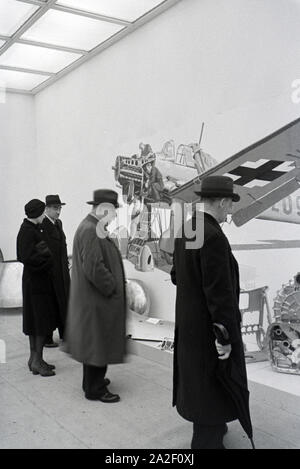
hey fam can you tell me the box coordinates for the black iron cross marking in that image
[228,160,287,186]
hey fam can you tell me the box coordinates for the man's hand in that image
[215,340,232,360]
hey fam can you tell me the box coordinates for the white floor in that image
[1,310,300,449]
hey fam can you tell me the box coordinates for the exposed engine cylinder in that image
[267,273,300,375]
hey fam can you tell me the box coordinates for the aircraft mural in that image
[112,117,300,273]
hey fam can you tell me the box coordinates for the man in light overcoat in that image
[66,189,127,403]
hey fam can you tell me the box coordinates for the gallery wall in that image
[2,0,300,317]
[0,93,37,260]
[33,0,300,247]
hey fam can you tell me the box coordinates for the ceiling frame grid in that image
[0,0,180,95]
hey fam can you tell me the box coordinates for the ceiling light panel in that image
[21,9,124,51]
[57,0,166,22]
[0,43,82,73]
[0,0,39,36]
[0,68,49,91]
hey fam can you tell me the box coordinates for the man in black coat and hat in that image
[41,195,70,347]
[171,175,248,449]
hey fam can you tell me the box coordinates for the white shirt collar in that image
[45,214,56,225]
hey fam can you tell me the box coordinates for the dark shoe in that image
[42,360,55,370]
[85,391,120,403]
[99,391,120,403]
[82,378,110,392]
[29,361,55,372]
[31,363,56,377]
[28,356,34,371]
[44,341,59,348]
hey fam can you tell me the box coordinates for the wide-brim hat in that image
[25,199,45,218]
[45,194,66,206]
[194,175,240,202]
[87,189,121,208]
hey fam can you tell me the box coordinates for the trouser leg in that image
[83,364,108,397]
[58,324,64,341]
[45,333,54,344]
[191,422,226,449]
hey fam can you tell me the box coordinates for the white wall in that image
[33,0,300,248]
[4,0,300,317]
[0,93,36,260]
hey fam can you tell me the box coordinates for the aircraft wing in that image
[169,117,300,226]
[232,239,300,250]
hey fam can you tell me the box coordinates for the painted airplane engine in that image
[113,155,147,202]
[267,273,300,375]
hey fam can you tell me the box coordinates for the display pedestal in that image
[127,313,269,366]
[127,313,174,367]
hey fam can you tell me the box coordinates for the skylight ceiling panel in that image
[57,0,166,22]
[0,68,49,91]
[0,43,82,73]
[21,9,124,51]
[0,0,39,36]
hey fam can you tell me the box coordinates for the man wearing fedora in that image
[42,195,70,347]
[171,175,248,449]
[66,189,127,403]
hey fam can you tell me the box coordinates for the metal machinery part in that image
[112,155,146,203]
[240,286,272,351]
[267,274,300,375]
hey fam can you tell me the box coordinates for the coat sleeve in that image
[170,250,177,285]
[81,231,116,297]
[200,233,241,345]
[17,230,53,273]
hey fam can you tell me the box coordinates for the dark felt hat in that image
[194,175,240,202]
[86,189,121,207]
[25,199,45,218]
[45,194,66,206]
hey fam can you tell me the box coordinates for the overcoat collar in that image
[42,216,60,238]
[86,213,109,238]
[203,211,222,231]
[23,218,39,229]
[192,210,222,232]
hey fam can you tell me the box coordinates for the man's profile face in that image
[46,205,62,220]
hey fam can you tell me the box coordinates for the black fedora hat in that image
[194,175,240,202]
[87,189,121,208]
[45,194,66,206]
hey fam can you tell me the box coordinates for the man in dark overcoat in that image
[17,199,58,377]
[41,194,70,346]
[66,189,127,403]
[171,176,248,449]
